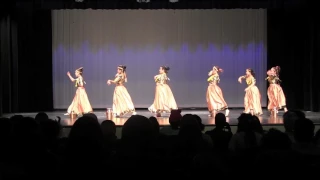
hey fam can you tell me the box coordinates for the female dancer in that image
[266,66,288,113]
[206,66,230,117]
[148,66,178,116]
[107,65,136,117]
[238,68,263,116]
[65,67,93,115]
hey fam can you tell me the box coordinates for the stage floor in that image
[2,109,320,127]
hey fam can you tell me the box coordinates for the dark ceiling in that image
[0,0,308,10]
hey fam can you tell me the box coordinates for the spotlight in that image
[169,0,179,2]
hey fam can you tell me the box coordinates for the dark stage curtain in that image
[267,9,320,112]
[0,13,18,116]
[15,0,304,10]
[0,9,53,116]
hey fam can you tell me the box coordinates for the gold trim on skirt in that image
[244,85,263,115]
[206,84,228,112]
[148,83,178,113]
[67,87,93,115]
[112,85,135,116]
[267,84,286,110]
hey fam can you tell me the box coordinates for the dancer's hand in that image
[107,80,111,85]
[67,71,70,76]
[238,77,242,83]
[244,88,248,92]
[267,70,273,76]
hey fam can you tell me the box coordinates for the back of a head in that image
[294,118,315,143]
[169,110,181,129]
[215,113,226,129]
[12,117,40,147]
[193,114,204,131]
[14,117,39,136]
[10,115,23,124]
[66,116,104,160]
[68,116,102,141]
[149,116,160,134]
[66,116,104,169]
[122,115,154,143]
[169,118,180,129]
[179,114,197,127]
[35,112,49,122]
[237,113,258,147]
[291,110,305,119]
[83,113,98,121]
[261,128,291,150]
[283,111,299,132]
[179,114,201,137]
[251,116,263,134]
[237,113,253,132]
[40,118,61,139]
[101,120,116,135]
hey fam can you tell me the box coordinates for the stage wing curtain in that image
[52,9,267,109]
[0,9,53,115]
[267,9,320,112]
[0,14,16,115]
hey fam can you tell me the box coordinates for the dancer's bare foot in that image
[209,109,219,117]
[225,109,230,117]
[250,109,254,116]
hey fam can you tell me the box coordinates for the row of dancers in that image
[64,65,287,117]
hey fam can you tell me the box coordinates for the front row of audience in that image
[0,109,319,178]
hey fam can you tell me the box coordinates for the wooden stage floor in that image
[2,109,320,127]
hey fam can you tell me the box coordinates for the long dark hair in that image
[247,68,255,77]
[118,65,127,81]
[161,66,170,73]
[76,67,83,75]
[118,65,126,72]
[214,66,223,73]
[273,66,281,77]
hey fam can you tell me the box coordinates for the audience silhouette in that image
[0,110,319,178]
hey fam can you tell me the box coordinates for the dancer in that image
[206,66,230,117]
[107,65,136,117]
[65,67,93,115]
[148,66,178,116]
[266,66,288,113]
[238,68,263,115]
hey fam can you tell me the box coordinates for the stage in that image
[2,109,320,127]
